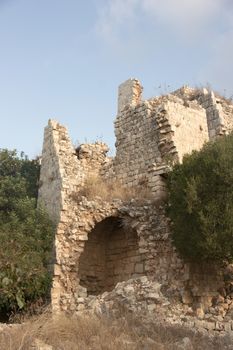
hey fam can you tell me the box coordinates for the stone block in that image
[134,263,144,274]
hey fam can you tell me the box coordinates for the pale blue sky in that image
[0,0,232,157]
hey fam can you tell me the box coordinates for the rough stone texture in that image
[153,98,208,162]
[51,194,185,313]
[172,85,233,139]
[79,276,233,335]
[38,79,233,332]
[38,120,81,223]
[38,120,109,222]
[117,78,142,114]
[114,81,209,195]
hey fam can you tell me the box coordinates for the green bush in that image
[167,134,233,263]
[0,149,54,316]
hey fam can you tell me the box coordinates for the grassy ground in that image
[0,311,232,350]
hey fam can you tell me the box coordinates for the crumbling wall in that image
[38,120,115,311]
[52,196,185,313]
[153,98,208,163]
[39,78,233,317]
[76,142,110,176]
[39,121,111,221]
[114,98,162,188]
[215,95,233,134]
[38,119,81,222]
[173,86,233,139]
[39,120,186,312]
[78,216,143,295]
[114,80,209,195]
[117,78,142,114]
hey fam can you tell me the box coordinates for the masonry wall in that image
[162,101,208,162]
[38,120,82,222]
[114,99,162,188]
[215,95,233,134]
[78,216,144,295]
[173,86,233,139]
[38,119,190,313]
[113,80,209,195]
[38,79,233,316]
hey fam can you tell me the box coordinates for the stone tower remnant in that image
[38,79,233,330]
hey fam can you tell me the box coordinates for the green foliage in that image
[167,134,233,263]
[0,149,40,198]
[0,149,54,315]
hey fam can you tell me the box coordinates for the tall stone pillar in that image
[117,78,143,114]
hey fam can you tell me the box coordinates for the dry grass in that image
[0,312,149,350]
[214,91,233,105]
[194,84,233,105]
[0,311,232,350]
[74,174,153,203]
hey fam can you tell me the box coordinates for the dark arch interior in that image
[78,217,144,295]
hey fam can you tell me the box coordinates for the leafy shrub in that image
[167,134,233,263]
[0,149,54,316]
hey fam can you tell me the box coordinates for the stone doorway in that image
[78,216,144,295]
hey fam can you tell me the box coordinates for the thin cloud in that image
[96,0,139,42]
[199,18,233,95]
[142,0,222,28]
[95,0,233,94]
[96,0,228,42]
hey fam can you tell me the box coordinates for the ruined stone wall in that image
[38,120,117,312]
[52,195,186,313]
[39,120,187,313]
[117,78,143,114]
[38,119,81,222]
[114,99,162,188]
[153,99,208,163]
[38,78,233,316]
[78,217,143,295]
[76,142,110,176]
[215,95,233,134]
[39,121,111,220]
[113,80,209,195]
[198,90,225,139]
[173,86,233,139]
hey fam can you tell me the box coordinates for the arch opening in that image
[78,216,144,295]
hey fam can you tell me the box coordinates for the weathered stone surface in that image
[38,79,233,334]
[174,337,193,350]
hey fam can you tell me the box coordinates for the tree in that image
[167,134,233,263]
[0,149,40,198]
[0,149,54,316]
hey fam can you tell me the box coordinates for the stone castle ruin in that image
[39,79,233,332]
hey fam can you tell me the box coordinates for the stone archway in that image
[78,216,144,295]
